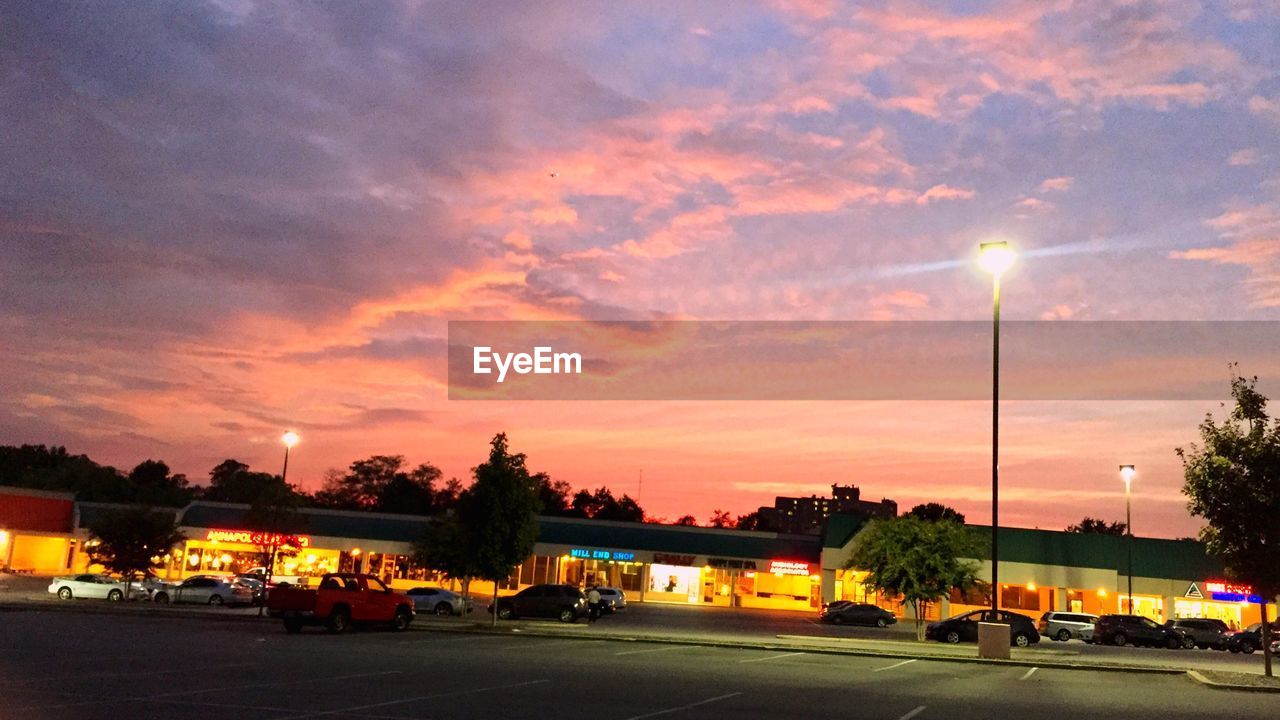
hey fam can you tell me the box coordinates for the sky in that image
[2,0,1279,537]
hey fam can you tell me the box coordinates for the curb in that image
[0,600,269,624]
[1186,669,1280,694]
[406,622,1185,675]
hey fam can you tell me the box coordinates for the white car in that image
[152,576,255,606]
[406,587,471,616]
[594,587,627,613]
[48,574,143,601]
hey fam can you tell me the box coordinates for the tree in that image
[673,515,698,526]
[86,506,185,600]
[708,509,734,528]
[1179,373,1280,677]
[568,486,645,522]
[243,479,307,615]
[203,459,297,505]
[735,510,773,532]
[845,516,981,640]
[313,455,441,514]
[907,503,966,524]
[533,473,573,516]
[0,444,194,505]
[461,434,541,626]
[412,511,481,607]
[1064,517,1127,535]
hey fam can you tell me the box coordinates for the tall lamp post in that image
[979,241,1015,614]
[281,431,300,485]
[1120,464,1136,613]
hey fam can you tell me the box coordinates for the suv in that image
[1166,618,1230,650]
[491,584,587,623]
[1038,611,1098,642]
[1093,614,1186,649]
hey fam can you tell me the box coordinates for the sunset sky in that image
[3,1,1279,537]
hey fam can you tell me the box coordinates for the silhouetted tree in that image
[534,473,574,516]
[735,510,773,532]
[907,503,966,524]
[313,455,441,514]
[203,459,298,505]
[569,487,645,522]
[1065,517,1127,535]
[673,515,698,526]
[708,509,734,528]
[1179,373,1280,677]
[0,445,195,506]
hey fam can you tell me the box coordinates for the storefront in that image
[0,487,79,575]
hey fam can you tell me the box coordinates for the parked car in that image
[490,584,587,623]
[47,574,144,601]
[1165,618,1230,650]
[926,610,1040,647]
[240,567,304,587]
[152,576,255,606]
[594,587,627,613]
[406,587,471,616]
[1092,614,1186,649]
[234,576,267,604]
[820,602,897,627]
[1038,611,1098,642]
[1227,623,1280,654]
[268,573,413,633]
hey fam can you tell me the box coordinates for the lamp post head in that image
[1119,464,1136,485]
[979,241,1015,276]
[282,430,300,449]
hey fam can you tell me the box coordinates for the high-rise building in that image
[755,484,897,535]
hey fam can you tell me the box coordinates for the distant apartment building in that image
[757,484,898,535]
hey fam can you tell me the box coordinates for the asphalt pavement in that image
[1,609,1276,720]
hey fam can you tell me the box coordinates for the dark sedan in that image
[1227,623,1280,654]
[820,602,897,627]
[926,610,1040,647]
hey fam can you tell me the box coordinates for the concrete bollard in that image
[978,622,1011,659]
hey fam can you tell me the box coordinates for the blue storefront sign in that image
[570,547,636,561]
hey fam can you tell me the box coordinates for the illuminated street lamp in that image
[979,241,1014,615]
[281,430,300,485]
[1121,465,1136,612]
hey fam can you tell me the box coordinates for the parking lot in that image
[2,609,1277,720]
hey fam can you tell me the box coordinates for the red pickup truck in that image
[267,573,415,634]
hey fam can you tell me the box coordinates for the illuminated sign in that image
[205,529,310,548]
[768,560,813,576]
[569,547,635,562]
[1204,580,1262,604]
[654,553,697,566]
[708,557,757,570]
[1183,582,1203,599]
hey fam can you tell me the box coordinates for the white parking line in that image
[275,678,551,719]
[873,659,918,673]
[897,705,927,720]
[738,651,805,664]
[621,692,742,720]
[1020,667,1038,680]
[615,645,688,656]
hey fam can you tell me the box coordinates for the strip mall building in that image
[0,486,1269,627]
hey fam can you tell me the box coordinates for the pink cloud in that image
[915,183,976,205]
[1038,176,1074,192]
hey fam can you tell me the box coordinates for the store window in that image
[648,564,701,602]
[1000,585,1040,611]
[949,585,989,606]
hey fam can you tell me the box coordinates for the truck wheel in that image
[392,607,412,631]
[284,617,303,634]
[328,608,351,634]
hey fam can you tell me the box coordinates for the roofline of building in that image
[0,485,76,501]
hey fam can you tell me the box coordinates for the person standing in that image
[587,586,603,623]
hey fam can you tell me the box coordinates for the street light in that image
[1121,464,1136,613]
[281,430,299,484]
[979,240,1014,615]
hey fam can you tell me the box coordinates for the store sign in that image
[1183,582,1203,599]
[569,547,635,561]
[205,529,311,548]
[768,560,813,576]
[654,553,697,566]
[708,557,757,570]
[1204,580,1263,604]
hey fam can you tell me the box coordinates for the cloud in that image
[1171,202,1280,307]
[1015,197,1053,211]
[1228,149,1261,166]
[1247,94,1280,124]
[915,184,976,204]
[1038,177,1074,192]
